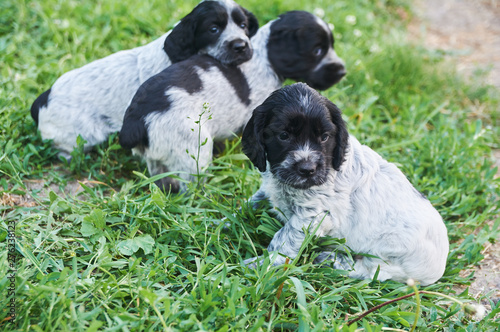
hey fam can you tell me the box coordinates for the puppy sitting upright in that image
[119,11,346,193]
[242,83,449,285]
[31,0,258,159]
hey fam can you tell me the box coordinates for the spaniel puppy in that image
[31,0,258,159]
[119,11,346,193]
[241,83,449,286]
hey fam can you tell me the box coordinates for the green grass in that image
[1,0,500,330]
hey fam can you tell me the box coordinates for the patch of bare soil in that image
[0,178,95,209]
[408,0,500,87]
[408,0,500,307]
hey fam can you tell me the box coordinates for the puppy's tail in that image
[30,88,51,125]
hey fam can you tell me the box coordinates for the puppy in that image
[119,11,346,193]
[241,83,449,286]
[31,0,258,159]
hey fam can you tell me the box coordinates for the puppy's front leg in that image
[244,220,306,268]
[146,159,181,193]
[249,188,268,209]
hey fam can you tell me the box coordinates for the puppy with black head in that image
[119,11,346,193]
[31,0,258,160]
[242,83,449,286]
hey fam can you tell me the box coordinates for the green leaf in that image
[81,220,99,237]
[134,235,155,254]
[116,235,155,256]
[89,209,106,229]
[116,239,139,256]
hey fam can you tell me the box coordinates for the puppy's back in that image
[119,55,216,150]
[119,54,252,150]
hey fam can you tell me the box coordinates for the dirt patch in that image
[408,0,500,307]
[1,178,96,209]
[408,0,500,87]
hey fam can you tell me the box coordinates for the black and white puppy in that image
[119,11,346,193]
[31,0,258,159]
[241,83,449,286]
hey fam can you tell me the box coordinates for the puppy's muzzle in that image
[222,38,253,65]
[274,150,329,189]
[329,62,347,81]
[230,39,248,53]
[296,160,317,177]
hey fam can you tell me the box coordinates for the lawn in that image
[1,0,499,330]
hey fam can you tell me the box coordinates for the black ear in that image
[323,98,349,171]
[31,88,51,125]
[242,106,268,172]
[164,15,198,63]
[119,108,149,150]
[243,8,259,37]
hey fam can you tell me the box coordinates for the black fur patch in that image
[164,1,230,63]
[31,88,51,125]
[238,7,259,37]
[242,83,348,177]
[164,1,258,64]
[267,11,343,90]
[119,55,250,150]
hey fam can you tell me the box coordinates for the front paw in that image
[243,256,260,269]
[154,177,180,193]
[314,251,354,270]
[243,253,289,269]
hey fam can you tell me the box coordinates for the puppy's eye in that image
[210,25,220,34]
[321,133,329,142]
[313,47,323,57]
[239,22,247,29]
[278,132,290,141]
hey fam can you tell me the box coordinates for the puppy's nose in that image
[230,39,247,53]
[332,63,347,78]
[297,162,316,177]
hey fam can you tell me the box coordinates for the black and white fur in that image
[241,83,449,286]
[31,0,258,159]
[119,11,346,193]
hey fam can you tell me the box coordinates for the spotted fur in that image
[31,0,258,159]
[241,83,449,285]
[119,11,346,192]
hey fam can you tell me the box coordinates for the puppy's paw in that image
[249,190,269,210]
[58,151,72,163]
[243,253,289,269]
[243,256,260,269]
[211,216,233,229]
[314,251,354,270]
[154,177,180,193]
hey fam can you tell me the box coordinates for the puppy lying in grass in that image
[242,83,449,285]
[31,0,258,160]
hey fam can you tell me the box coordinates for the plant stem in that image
[409,284,420,332]
[345,290,453,326]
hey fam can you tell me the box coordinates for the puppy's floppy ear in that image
[164,15,198,63]
[242,8,259,37]
[119,116,148,150]
[323,98,349,171]
[242,106,268,172]
[119,104,149,150]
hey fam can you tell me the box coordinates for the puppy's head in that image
[267,11,346,90]
[165,0,259,65]
[242,83,349,189]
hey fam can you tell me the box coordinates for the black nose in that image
[230,39,247,53]
[332,63,347,78]
[297,162,316,177]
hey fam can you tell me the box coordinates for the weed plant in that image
[1,0,499,330]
